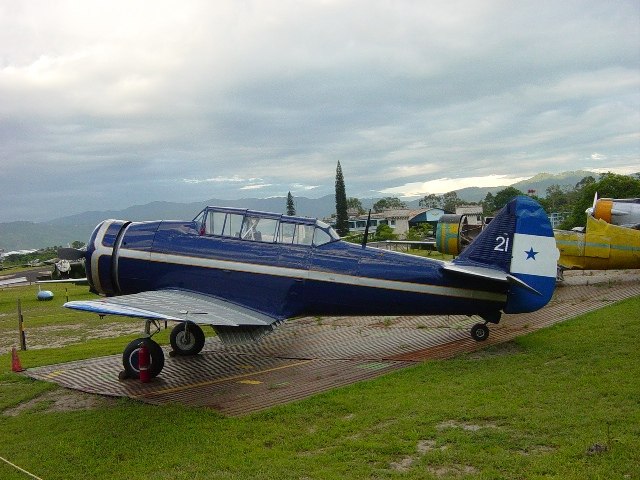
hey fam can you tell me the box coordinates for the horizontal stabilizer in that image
[64,289,280,327]
[442,263,542,295]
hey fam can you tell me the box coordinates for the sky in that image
[1,0,639,222]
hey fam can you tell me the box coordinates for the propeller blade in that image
[586,192,598,216]
[57,248,86,261]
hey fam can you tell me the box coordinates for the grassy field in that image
[0,284,638,479]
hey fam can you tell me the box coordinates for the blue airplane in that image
[63,195,559,379]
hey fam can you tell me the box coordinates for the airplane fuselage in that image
[86,215,508,322]
[68,198,557,379]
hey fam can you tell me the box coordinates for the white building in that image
[455,205,483,226]
[346,208,446,238]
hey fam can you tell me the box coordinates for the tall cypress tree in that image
[286,191,296,216]
[334,161,349,236]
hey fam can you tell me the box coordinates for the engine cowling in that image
[85,220,130,295]
[435,214,487,256]
[591,198,640,226]
[435,215,468,255]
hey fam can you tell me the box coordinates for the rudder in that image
[453,196,558,313]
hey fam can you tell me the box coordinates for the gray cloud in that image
[1,0,638,222]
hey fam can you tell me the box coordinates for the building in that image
[346,208,446,238]
[455,205,483,226]
[549,212,570,229]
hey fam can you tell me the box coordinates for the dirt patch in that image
[0,322,142,351]
[427,464,478,477]
[466,341,524,360]
[3,387,117,416]
[389,439,447,472]
[518,445,556,456]
[437,420,497,431]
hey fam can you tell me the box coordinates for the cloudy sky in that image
[1,0,638,222]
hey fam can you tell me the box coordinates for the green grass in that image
[0,292,639,479]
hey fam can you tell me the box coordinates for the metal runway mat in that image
[26,271,640,415]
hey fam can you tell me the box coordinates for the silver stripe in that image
[90,221,113,293]
[119,248,506,303]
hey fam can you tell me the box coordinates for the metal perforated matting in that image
[26,270,640,415]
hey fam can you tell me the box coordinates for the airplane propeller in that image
[586,192,598,216]
[57,248,86,261]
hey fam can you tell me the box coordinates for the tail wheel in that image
[122,338,165,379]
[170,321,205,356]
[470,323,489,342]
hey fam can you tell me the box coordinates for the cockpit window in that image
[278,222,297,244]
[207,211,227,236]
[199,208,339,246]
[223,213,243,237]
[313,228,332,246]
[296,224,314,246]
[316,220,340,241]
[241,216,278,242]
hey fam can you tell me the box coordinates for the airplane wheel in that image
[170,321,205,356]
[470,323,489,342]
[122,338,165,379]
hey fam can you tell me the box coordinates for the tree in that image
[418,194,441,209]
[405,223,433,241]
[441,191,462,213]
[347,197,365,215]
[334,161,349,236]
[372,197,407,213]
[482,192,495,215]
[286,191,296,216]
[71,240,86,249]
[575,175,596,190]
[492,186,525,212]
[375,224,397,241]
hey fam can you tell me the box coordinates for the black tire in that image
[122,338,165,379]
[470,323,489,342]
[170,322,205,356]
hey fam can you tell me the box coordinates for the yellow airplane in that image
[435,195,639,271]
[554,196,640,270]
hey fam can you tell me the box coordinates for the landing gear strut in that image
[170,321,205,356]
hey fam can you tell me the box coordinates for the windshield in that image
[316,220,340,241]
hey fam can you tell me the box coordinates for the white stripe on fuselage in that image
[118,248,507,303]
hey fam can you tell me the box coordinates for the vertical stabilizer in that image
[453,196,558,313]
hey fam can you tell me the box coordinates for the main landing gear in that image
[469,312,501,342]
[120,320,206,380]
[169,321,205,357]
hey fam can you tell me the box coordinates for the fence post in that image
[17,299,26,350]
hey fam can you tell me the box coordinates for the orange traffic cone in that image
[11,346,24,372]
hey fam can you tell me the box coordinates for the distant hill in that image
[454,170,595,202]
[0,170,609,250]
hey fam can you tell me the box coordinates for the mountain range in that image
[0,170,595,251]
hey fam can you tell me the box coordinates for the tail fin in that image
[452,196,559,313]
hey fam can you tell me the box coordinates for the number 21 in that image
[494,236,509,252]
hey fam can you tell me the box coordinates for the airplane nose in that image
[86,219,130,295]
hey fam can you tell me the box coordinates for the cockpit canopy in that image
[193,206,340,247]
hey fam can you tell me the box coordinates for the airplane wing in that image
[442,263,542,295]
[64,289,279,327]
